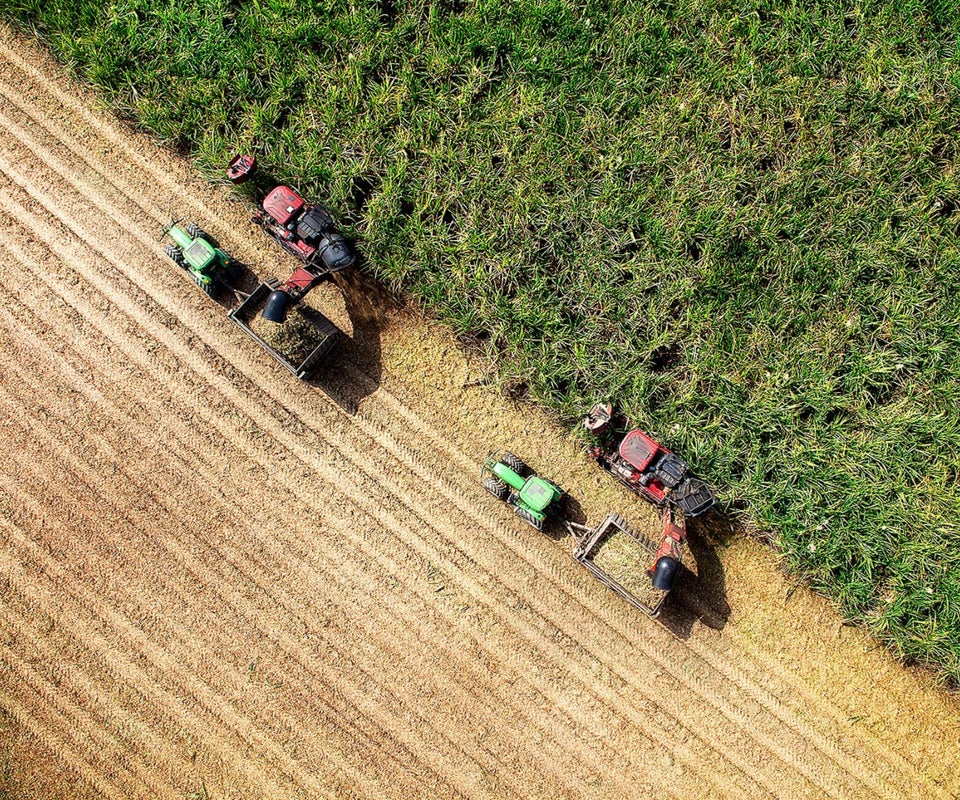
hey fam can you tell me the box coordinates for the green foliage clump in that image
[4,0,960,681]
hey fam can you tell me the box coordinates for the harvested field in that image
[0,25,959,800]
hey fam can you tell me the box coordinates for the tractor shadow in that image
[306,268,393,414]
[544,493,588,542]
[656,509,732,640]
[213,259,263,308]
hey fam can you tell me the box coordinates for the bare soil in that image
[0,25,958,800]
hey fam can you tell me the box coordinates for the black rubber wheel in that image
[164,244,185,267]
[501,451,529,477]
[192,273,216,297]
[515,506,544,531]
[482,476,508,500]
[185,222,218,247]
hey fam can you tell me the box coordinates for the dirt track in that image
[0,25,958,800]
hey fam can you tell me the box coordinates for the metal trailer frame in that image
[227,279,340,380]
[568,513,667,617]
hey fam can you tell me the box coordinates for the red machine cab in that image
[263,186,305,226]
[618,429,660,472]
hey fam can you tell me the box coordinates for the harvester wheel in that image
[482,476,508,500]
[515,507,544,532]
[501,451,529,477]
[164,244,185,268]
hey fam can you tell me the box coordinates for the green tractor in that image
[481,451,565,531]
[162,220,235,297]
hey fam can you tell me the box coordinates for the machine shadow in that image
[306,268,395,414]
[544,493,588,542]
[656,509,732,640]
[210,258,387,414]
[211,258,262,308]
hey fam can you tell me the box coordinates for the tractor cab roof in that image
[618,429,663,472]
[184,238,216,270]
[519,476,557,513]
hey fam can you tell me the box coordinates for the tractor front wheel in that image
[483,476,508,501]
[185,222,218,247]
[501,452,529,477]
[515,507,544,532]
[164,244,185,268]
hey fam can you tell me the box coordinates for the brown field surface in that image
[0,25,958,800]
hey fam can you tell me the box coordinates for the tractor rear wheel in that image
[483,476,508,501]
[192,273,216,297]
[515,507,544,532]
[164,244,185,268]
[501,452,529,477]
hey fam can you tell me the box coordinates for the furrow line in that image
[0,595,189,800]
[0,385,588,800]
[0,87,167,230]
[0,506,415,800]
[0,686,127,800]
[0,375,497,800]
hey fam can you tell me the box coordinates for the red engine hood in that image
[263,185,305,226]
[618,429,662,471]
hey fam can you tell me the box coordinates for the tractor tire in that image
[164,244,185,268]
[501,451,529,477]
[483,476,508,501]
[185,222,219,247]
[192,273,216,297]
[515,507,544,532]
